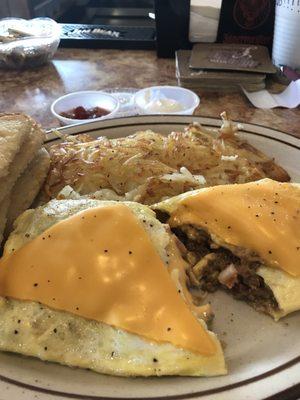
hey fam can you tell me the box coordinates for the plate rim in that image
[45,116,300,155]
[0,353,299,400]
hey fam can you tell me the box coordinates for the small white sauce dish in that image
[133,86,200,115]
[50,91,120,126]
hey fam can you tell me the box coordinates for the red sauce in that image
[60,106,110,120]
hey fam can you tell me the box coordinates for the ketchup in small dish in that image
[60,106,110,120]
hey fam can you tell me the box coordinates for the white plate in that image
[1,115,299,400]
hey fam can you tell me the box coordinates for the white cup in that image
[133,86,200,115]
[272,1,300,69]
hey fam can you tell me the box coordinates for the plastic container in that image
[102,88,139,117]
[272,2,300,70]
[51,91,120,126]
[133,86,200,115]
[0,18,60,69]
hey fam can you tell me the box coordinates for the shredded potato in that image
[41,115,290,205]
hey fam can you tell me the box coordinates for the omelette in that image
[0,199,226,377]
[153,179,300,321]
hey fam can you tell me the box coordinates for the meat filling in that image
[172,224,279,315]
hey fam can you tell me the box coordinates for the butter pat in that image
[144,97,183,113]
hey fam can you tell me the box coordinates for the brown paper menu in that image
[190,44,276,74]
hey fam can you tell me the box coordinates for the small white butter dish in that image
[133,86,200,115]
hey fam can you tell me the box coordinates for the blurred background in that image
[0,0,156,26]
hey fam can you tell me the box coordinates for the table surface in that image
[0,48,299,137]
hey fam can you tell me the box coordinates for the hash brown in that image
[42,114,290,205]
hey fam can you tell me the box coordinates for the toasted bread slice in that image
[0,114,45,205]
[5,148,50,233]
[0,114,29,179]
[0,196,9,246]
[0,114,45,243]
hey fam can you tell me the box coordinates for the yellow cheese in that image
[0,203,216,356]
[169,180,300,277]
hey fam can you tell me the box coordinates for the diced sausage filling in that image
[172,224,279,315]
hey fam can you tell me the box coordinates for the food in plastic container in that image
[0,18,60,69]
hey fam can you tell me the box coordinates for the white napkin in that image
[189,0,221,43]
[242,80,300,109]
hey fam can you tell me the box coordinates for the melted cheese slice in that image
[169,180,300,277]
[167,235,212,321]
[0,204,215,356]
